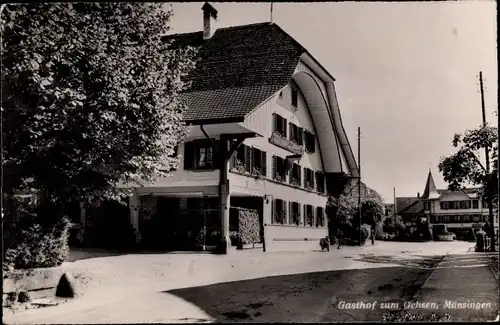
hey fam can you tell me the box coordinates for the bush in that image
[395,220,406,233]
[3,216,70,271]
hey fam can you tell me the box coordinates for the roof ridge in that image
[164,22,271,39]
[217,21,271,31]
[163,30,202,38]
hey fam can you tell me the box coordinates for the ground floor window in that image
[304,204,314,226]
[316,207,325,227]
[290,201,301,225]
[272,199,287,224]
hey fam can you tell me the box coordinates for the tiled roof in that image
[163,22,305,123]
[436,187,482,196]
[396,197,424,215]
[181,85,282,122]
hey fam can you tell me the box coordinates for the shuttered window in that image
[316,207,325,227]
[272,113,287,138]
[251,147,267,177]
[290,163,301,187]
[272,155,286,182]
[304,130,315,153]
[304,168,315,190]
[184,139,222,171]
[315,172,325,193]
[305,204,314,227]
[230,145,266,177]
[290,201,301,225]
[272,199,287,224]
[230,144,247,172]
[289,123,303,145]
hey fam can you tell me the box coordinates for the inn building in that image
[76,3,360,253]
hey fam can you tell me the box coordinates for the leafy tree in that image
[365,187,384,204]
[327,182,385,242]
[2,3,197,221]
[326,194,357,232]
[438,124,498,249]
[361,197,384,227]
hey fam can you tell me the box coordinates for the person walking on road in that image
[337,228,343,249]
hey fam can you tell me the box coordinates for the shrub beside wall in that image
[3,216,70,272]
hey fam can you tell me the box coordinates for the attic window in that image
[291,86,298,108]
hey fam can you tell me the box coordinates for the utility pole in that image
[358,127,362,245]
[479,71,495,251]
[270,3,274,23]
[393,187,397,220]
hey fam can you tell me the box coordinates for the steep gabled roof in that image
[163,22,306,124]
[421,169,440,199]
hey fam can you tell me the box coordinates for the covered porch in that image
[129,186,264,252]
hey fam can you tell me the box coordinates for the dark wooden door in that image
[155,197,180,250]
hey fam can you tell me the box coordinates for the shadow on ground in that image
[353,253,499,270]
[352,254,444,269]
[164,264,437,323]
[66,248,214,262]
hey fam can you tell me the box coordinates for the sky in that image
[167,2,498,203]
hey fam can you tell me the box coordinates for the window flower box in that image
[252,168,264,180]
[290,179,300,187]
[274,211,287,224]
[291,213,301,226]
[272,130,286,139]
[305,183,315,192]
[274,174,285,183]
[232,159,248,174]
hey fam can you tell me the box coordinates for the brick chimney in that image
[417,192,420,198]
[202,3,218,40]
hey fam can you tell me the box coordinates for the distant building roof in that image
[421,169,440,199]
[396,197,424,215]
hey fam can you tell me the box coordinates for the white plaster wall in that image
[146,142,220,187]
[243,84,325,175]
[230,173,327,208]
[433,192,485,214]
[295,60,328,101]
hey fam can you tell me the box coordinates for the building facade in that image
[119,4,359,253]
[420,170,499,238]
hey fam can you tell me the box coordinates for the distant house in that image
[420,170,498,238]
[395,196,424,228]
[396,170,499,239]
